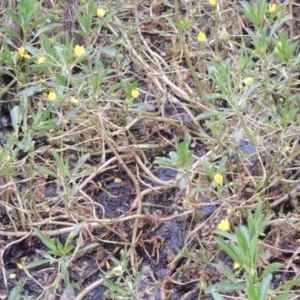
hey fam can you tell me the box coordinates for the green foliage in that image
[241,0,267,29]
[206,202,295,300]
[103,246,150,299]
[31,223,99,289]
[154,133,194,169]
[154,133,194,188]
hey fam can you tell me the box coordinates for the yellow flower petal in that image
[74,45,85,57]
[114,177,122,183]
[70,97,79,104]
[18,46,31,59]
[38,57,47,64]
[269,4,277,14]
[214,173,223,185]
[97,8,106,18]
[197,32,206,42]
[131,89,139,98]
[112,265,123,276]
[48,92,57,101]
[16,262,23,269]
[209,0,217,6]
[234,262,241,270]
[218,219,230,232]
[105,260,111,269]
[18,47,25,56]
[9,273,17,279]
[243,77,254,86]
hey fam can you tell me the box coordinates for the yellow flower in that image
[48,92,57,101]
[37,57,47,64]
[269,4,277,14]
[16,262,23,270]
[74,45,85,57]
[275,42,282,53]
[18,46,31,59]
[283,144,290,153]
[70,97,79,104]
[97,8,106,18]
[243,77,254,86]
[214,173,223,185]
[256,135,263,143]
[131,89,139,98]
[218,219,230,232]
[234,262,241,270]
[112,265,123,276]
[209,0,217,6]
[197,32,206,42]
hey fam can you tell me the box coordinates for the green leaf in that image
[10,106,21,133]
[77,243,100,253]
[273,294,292,300]
[53,151,68,177]
[205,282,245,294]
[245,275,258,299]
[36,165,59,179]
[34,228,57,251]
[26,258,52,269]
[61,258,70,287]
[260,274,272,300]
[65,222,85,246]
[0,28,20,38]
[261,263,283,279]
[73,153,90,174]
[277,278,300,290]
[62,245,74,255]
[8,278,26,300]
[32,23,59,41]
[6,8,21,26]
[235,226,250,252]
[215,237,241,264]
[214,230,238,243]
[211,294,226,300]
[199,93,223,101]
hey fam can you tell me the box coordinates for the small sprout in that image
[131,89,139,98]
[74,45,85,57]
[48,92,57,101]
[218,219,230,232]
[70,97,79,105]
[112,265,123,276]
[214,173,223,185]
[42,92,48,98]
[97,8,106,18]
[234,262,241,270]
[209,0,217,6]
[37,56,47,64]
[18,46,31,59]
[269,3,277,14]
[197,32,206,42]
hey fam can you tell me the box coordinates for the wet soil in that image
[1,1,300,300]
